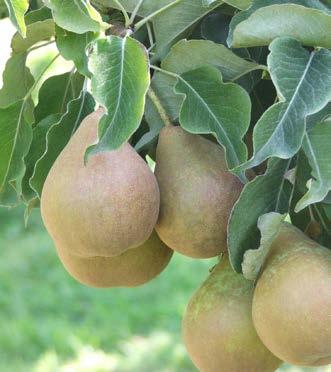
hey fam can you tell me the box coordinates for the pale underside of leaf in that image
[236,37,331,172]
[86,35,150,158]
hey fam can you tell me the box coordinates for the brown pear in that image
[155,126,243,258]
[57,231,173,288]
[252,223,331,366]
[41,109,160,258]
[182,255,282,372]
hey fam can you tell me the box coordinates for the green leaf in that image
[11,17,55,54]
[30,91,95,197]
[175,66,251,174]
[228,158,291,272]
[86,36,150,158]
[237,37,331,172]
[21,113,62,202]
[151,39,263,122]
[4,0,28,36]
[242,212,286,281]
[0,53,34,108]
[47,0,102,33]
[34,72,85,122]
[153,0,223,57]
[0,100,33,206]
[295,118,331,212]
[228,1,331,48]
[209,0,251,10]
[55,25,97,77]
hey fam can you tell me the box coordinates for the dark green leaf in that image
[175,66,251,174]
[228,158,291,272]
[55,25,97,77]
[34,72,85,122]
[30,91,95,197]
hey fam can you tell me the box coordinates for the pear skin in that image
[252,223,331,366]
[182,255,282,372]
[57,231,173,288]
[155,126,243,258]
[41,109,160,258]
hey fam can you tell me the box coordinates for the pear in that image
[57,231,173,288]
[41,109,160,258]
[182,255,282,372]
[155,126,243,258]
[252,223,331,366]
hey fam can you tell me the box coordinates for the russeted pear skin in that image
[57,231,173,288]
[182,256,282,372]
[252,223,331,366]
[155,126,243,258]
[41,109,160,258]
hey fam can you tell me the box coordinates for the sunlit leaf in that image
[4,0,28,36]
[86,35,150,158]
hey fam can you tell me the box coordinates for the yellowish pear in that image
[182,255,282,372]
[252,223,331,366]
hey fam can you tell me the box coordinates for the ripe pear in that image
[252,223,331,366]
[182,255,282,372]
[41,109,160,258]
[57,231,173,288]
[155,126,243,258]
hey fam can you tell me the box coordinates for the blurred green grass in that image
[0,206,214,371]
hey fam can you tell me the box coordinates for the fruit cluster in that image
[41,110,331,371]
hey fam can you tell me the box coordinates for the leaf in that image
[288,152,311,231]
[228,158,291,272]
[175,66,251,174]
[47,0,102,33]
[34,72,85,122]
[295,118,331,212]
[55,25,97,77]
[21,113,62,202]
[153,0,223,57]
[236,37,331,172]
[86,35,150,158]
[30,91,95,197]
[11,17,55,54]
[0,53,34,108]
[151,39,263,122]
[228,1,331,48]
[0,100,33,206]
[4,0,28,36]
[214,0,251,10]
[242,212,286,281]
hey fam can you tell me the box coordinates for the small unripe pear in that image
[252,223,331,366]
[182,255,282,372]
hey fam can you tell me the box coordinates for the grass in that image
[0,208,329,372]
[0,206,214,371]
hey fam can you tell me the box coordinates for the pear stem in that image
[147,87,173,127]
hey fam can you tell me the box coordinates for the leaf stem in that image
[134,0,182,31]
[150,64,179,79]
[129,0,144,25]
[112,0,130,27]
[28,40,55,52]
[147,87,172,127]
